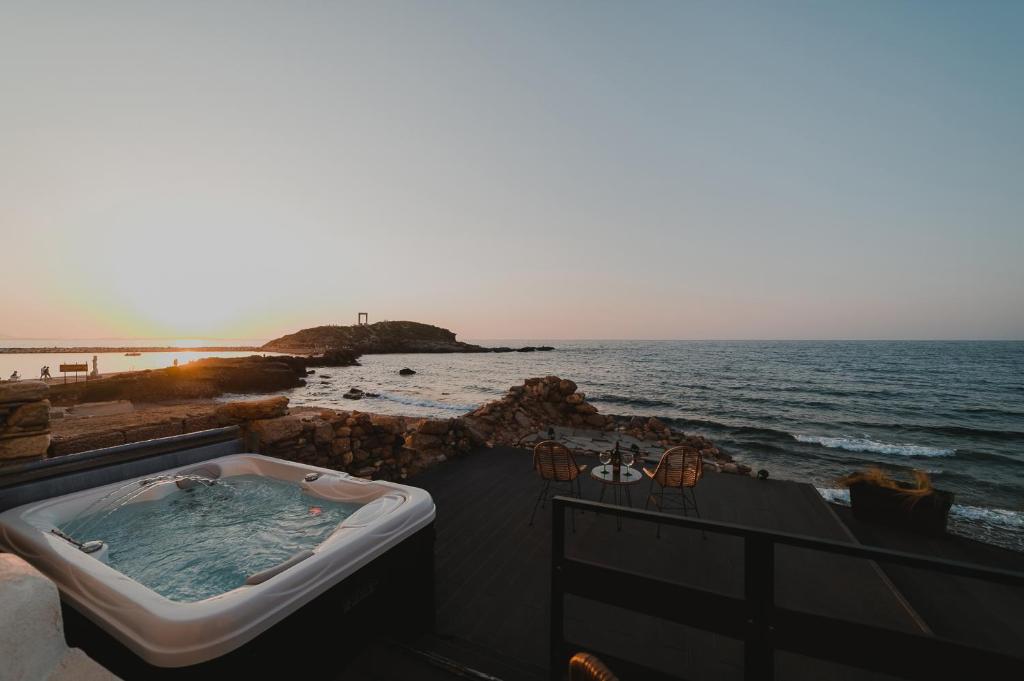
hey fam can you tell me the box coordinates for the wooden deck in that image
[352,446,926,681]
[62,445,985,681]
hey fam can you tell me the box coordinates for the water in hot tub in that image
[59,475,360,602]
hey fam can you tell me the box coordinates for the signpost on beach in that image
[59,363,88,384]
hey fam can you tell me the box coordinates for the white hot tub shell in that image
[0,454,436,667]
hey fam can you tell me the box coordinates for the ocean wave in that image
[814,488,1024,530]
[951,449,1022,466]
[948,504,1024,530]
[796,435,953,457]
[955,406,1024,418]
[594,394,677,409]
[731,425,796,440]
[842,421,1024,441]
[375,392,475,413]
[816,487,850,505]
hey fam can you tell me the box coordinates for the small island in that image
[261,320,553,355]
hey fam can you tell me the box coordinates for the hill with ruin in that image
[262,321,551,355]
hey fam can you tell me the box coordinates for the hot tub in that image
[0,453,435,668]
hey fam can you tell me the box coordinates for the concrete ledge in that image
[0,554,120,681]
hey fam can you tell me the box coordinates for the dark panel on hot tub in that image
[0,427,244,512]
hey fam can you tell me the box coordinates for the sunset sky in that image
[1,1,1021,341]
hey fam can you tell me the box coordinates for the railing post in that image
[550,497,566,681]
[744,534,775,681]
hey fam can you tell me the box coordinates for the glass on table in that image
[622,451,635,468]
[599,450,611,467]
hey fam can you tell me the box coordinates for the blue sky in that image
[1,1,1021,339]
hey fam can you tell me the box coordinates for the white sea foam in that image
[796,435,953,458]
[949,504,1024,530]
[375,391,475,413]
[816,487,850,506]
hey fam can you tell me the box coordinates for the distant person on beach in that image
[8,371,19,381]
[40,366,51,379]
[173,358,179,367]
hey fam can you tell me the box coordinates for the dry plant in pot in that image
[837,467,954,536]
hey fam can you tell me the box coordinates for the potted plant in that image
[837,468,954,536]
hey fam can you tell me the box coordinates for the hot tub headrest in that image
[175,464,222,490]
[244,550,315,585]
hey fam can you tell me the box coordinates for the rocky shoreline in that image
[12,375,746,481]
[44,352,361,406]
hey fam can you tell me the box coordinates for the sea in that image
[4,339,1022,551]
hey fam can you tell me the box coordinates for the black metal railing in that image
[550,496,1024,681]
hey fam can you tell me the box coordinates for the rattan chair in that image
[568,652,619,681]
[644,445,704,537]
[529,441,587,530]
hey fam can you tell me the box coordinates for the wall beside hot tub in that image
[0,553,119,680]
[18,394,486,486]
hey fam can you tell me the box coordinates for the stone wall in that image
[244,408,482,480]
[0,381,51,465]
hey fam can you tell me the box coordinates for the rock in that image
[370,414,405,431]
[49,431,125,458]
[514,410,533,428]
[398,368,416,376]
[647,417,669,434]
[213,396,289,423]
[558,379,577,395]
[124,421,184,444]
[0,381,48,404]
[566,393,584,405]
[417,419,452,436]
[5,400,50,429]
[247,416,305,445]
[313,421,334,445]
[0,433,51,461]
[574,403,598,415]
[343,388,364,400]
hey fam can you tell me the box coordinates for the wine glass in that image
[599,450,611,469]
[622,450,635,470]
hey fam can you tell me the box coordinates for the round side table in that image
[591,465,642,530]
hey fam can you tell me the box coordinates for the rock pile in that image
[0,381,51,464]
[462,375,741,472]
[463,376,614,444]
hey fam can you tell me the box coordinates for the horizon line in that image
[1,336,1022,344]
